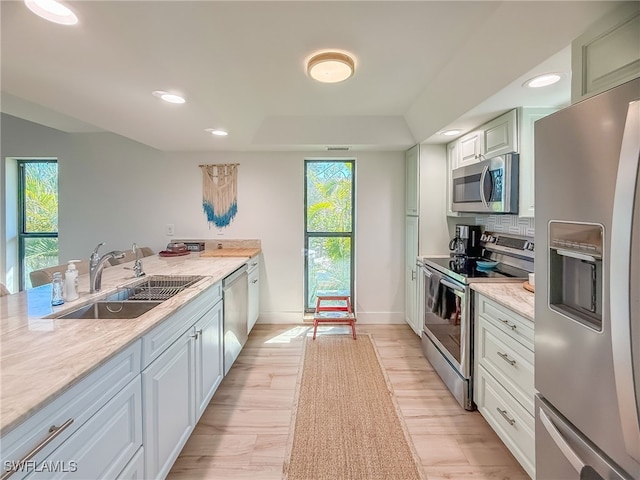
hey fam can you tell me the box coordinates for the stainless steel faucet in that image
[130,243,145,278]
[89,242,125,293]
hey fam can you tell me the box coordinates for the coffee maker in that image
[449,224,483,258]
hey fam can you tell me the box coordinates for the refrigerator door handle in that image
[610,99,640,462]
[539,407,586,473]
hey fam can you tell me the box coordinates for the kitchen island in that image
[0,252,256,435]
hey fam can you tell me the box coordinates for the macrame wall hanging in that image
[199,163,239,228]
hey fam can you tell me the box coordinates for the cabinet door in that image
[458,130,483,167]
[142,330,195,480]
[446,142,461,217]
[405,144,419,215]
[26,378,142,480]
[405,216,419,334]
[518,108,557,218]
[195,301,224,421]
[248,266,260,333]
[483,109,517,159]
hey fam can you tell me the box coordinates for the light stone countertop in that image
[0,253,252,435]
[470,282,535,321]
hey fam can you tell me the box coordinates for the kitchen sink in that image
[111,275,204,301]
[56,301,162,319]
[53,275,204,319]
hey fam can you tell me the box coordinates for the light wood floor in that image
[166,324,529,480]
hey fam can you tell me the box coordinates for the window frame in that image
[303,159,355,313]
[17,159,59,290]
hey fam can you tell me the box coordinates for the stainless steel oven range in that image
[419,232,534,410]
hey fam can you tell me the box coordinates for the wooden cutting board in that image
[200,248,261,258]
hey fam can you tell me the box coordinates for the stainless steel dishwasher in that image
[223,265,248,375]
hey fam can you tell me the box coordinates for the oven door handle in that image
[440,278,465,293]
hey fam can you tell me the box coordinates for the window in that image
[18,160,59,290]
[304,160,355,312]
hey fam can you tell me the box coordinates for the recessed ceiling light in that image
[152,91,186,104]
[24,0,78,25]
[523,73,563,88]
[441,129,462,136]
[307,51,355,83]
[205,129,228,137]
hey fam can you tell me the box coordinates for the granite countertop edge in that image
[471,282,535,322]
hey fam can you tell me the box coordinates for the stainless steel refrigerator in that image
[534,77,640,480]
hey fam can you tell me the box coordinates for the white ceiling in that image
[0,1,625,152]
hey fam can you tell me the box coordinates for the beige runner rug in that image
[283,334,426,480]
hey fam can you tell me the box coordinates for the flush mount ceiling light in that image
[152,91,186,104]
[441,129,462,136]
[307,51,355,83]
[523,73,563,88]
[205,128,228,137]
[24,0,78,25]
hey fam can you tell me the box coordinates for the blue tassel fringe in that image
[203,200,237,228]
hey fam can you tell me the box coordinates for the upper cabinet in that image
[449,110,518,169]
[405,144,419,216]
[518,108,557,218]
[483,109,518,159]
[457,129,484,167]
[571,2,640,103]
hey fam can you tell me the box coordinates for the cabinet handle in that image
[499,318,517,330]
[251,279,258,284]
[496,408,516,426]
[1,418,74,480]
[497,351,516,366]
[190,329,202,340]
[411,270,416,280]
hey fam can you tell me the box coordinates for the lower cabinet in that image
[474,293,535,479]
[247,256,260,334]
[142,284,224,480]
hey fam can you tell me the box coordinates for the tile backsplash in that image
[474,215,535,237]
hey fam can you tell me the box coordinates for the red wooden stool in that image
[312,295,356,340]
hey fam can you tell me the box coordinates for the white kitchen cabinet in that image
[194,300,224,420]
[26,378,142,480]
[571,2,640,104]
[247,256,260,333]
[142,327,195,480]
[405,144,419,215]
[405,216,419,335]
[483,109,518,159]
[0,342,141,480]
[457,129,483,167]
[446,142,461,217]
[474,293,535,479]
[141,281,224,480]
[518,107,557,218]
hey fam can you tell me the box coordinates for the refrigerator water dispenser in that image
[548,221,604,331]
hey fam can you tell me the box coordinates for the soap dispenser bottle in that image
[64,260,80,301]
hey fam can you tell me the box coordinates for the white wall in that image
[1,114,405,323]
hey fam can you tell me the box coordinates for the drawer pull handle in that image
[497,351,516,366]
[251,279,258,284]
[190,329,202,340]
[499,318,517,330]
[496,408,516,426]
[1,418,74,480]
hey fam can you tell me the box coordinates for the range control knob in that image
[526,242,535,251]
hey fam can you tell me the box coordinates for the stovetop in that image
[420,256,531,285]
[419,231,534,286]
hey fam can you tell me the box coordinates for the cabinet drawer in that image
[26,377,142,479]
[1,341,141,479]
[476,365,535,479]
[142,281,221,368]
[476,294,534,351]
[476,318,534,414]
[246,255,260,274]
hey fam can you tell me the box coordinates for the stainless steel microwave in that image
[451,153,519,214]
